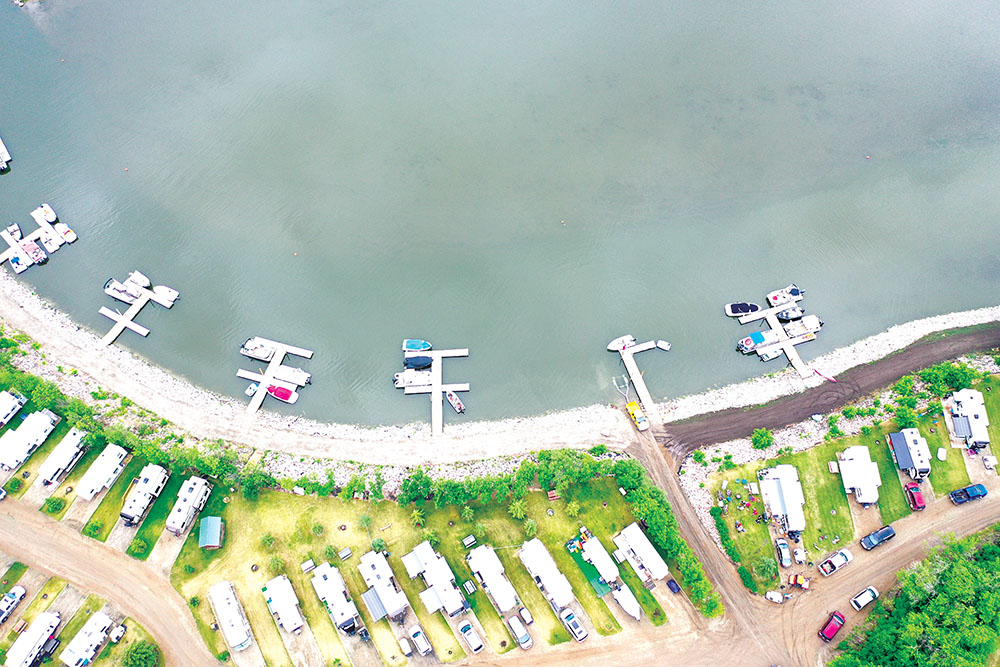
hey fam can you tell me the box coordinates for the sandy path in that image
[47,583,86,627]
[276,620,326,667]
[0,501,215,665]
[145,522,193,578]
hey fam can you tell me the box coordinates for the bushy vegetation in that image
[736,565,757,593]
[122,640,160,667]
[918,361,982,397]
[750,428,774,450]
[709,506,740,563]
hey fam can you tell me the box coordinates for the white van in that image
[409,625,433,656]
[507,615,533,650]
[397,635,413,657]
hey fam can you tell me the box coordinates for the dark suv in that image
[860,525,896,551]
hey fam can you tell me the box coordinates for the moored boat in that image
[656,340,672,352]
[607,334,637,352]
[240,337,275,362]
[402,339,432,352]
[5,222,20,240]
[39,203,57,223]
[152,284,180,305]
[766,283,804,307]
[8,255,29,274]
[446,390,465,414]
[266,384,298,404]
[126,270,151,288]
[737,329,781,353]
[54,222,77,243]
[272,365,311,386]
[724,302,760,317]
[783,315,823,337]
[403,355,433,370]
[20,240,46,264]
[394,369,432,388]
[775,306,805,322]
[38,230,61,253]
[245,383,259,397]
[104,278,141,304]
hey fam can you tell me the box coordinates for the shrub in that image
[422,529,440,548]
[397,469,433,505]
[460,505,475,523]
[42,498,66,515]
[260,533,276,550]
[83,521,102,538]
[841,406,857,420]
[122,640,160,667]
[737,565,757,592]
[312,523,324,536]
[183,564,195,574]
[894,406,918,429]
[128,538,148,556]
[709,507,741,563]
[566,500,580,518]
[8,478,22,493]
[507,499,527,520]
[692,451,706,465]
[371,538,386,552]
[473,523,486,540]
[189,596,200,607]
[410,508,425,528]
[588,444,609,456]
[268,556,286,574]
[324,545,336,560]
[523,518,537,538]
[751,429,774,450]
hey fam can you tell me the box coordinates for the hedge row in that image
[709,506,741,563]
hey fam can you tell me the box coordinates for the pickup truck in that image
[950,483,988,505]
[818,549,853,577]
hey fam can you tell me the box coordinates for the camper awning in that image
[360,588,387,622]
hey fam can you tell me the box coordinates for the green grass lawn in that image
[43,444,105,521]
[785,440,856,553]
[83,455,146,542]
[923,414,971,496]
[976,377,1000,462]
[55,594,106,643]
[93,617,162,666]
[0,562,27,595]
[126,473,186,559]
[842,426,912,525]
[2,418,71,498]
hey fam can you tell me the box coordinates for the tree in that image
[123,640,160,667]
[371,538,386,552]
[268,556,286,574]
[83,521,102,538]
[422,529,440,548]
[410,508,425,528]
[473,523,487,540]
[522,519,537,538]
[312,523,324,536]
[397,469,433,505]
[189,596,200,607]
[30,380,63,412]
[42,498,65,515]
[460,505,475,523]
[750,428,774,450]
[566,500,580,518]
[507,499,526,520]
[359,514,372,531]
[128,538,148,556]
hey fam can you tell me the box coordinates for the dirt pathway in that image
[276,620,326,667]
[20,472,55,509]
[0,500,214,665]
[61,489,106,531]
[145,521,193,578]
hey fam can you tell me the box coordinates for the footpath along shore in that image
[1,270,999,465]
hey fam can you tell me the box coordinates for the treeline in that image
[830,529,1000,667]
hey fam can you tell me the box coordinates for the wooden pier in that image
[401,348,469,435]
[236,338,314,414]
[616,340,661,421]
[99,276,178,346]
[737,293,811,378]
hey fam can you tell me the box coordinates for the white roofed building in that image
[59,611,112,666]
[165,476,212,535]
[119,464,169,525]
[209,581,254,651]
[6,611,60,667]
[76,445,127,501]
[757,465,807,533]
[0,409,59,471]
[0,390,27,427]
[581,533,641,621]
[37,429,87,487]
[311,562,363,634]
[357,551,410,623]
[262,575,304,634]
[401,540,467,617]
[612,523,669,585]
[518,538,574,611]
[952,389,991,449]
[467,545,520,613]
[839,446,882,505]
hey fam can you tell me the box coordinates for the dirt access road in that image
[0,500,215,666]
[657,322,1000,456]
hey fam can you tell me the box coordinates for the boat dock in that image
[613,338,665,423]
[99,275,179,346]
[401,348,469,435]
[0,134,10,170]
[0,204,76,271]
[737,293,811,377]
[236,338,314,414]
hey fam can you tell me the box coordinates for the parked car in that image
[850,586,879,611]
[507,615,533,650]
[408,625,432,656]
[860,525,896,551]
[518,607,534,625]
[666,578,682,594]
[626,401,649,431]
[950,483,988,505]
[0,585,26,624]
[775,537,792,567]
[818,549,853,577]
[458,621,484,654]
[559,608,589,642]
[904,482,926,511]
[818,611,846,642]
[397,636,413,657]
[109,624,127,644]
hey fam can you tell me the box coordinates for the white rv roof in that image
[758,464,807,533]
[614,523,670,581]
[581,536,619,582]
[6,611,60,667]
[37,428,86,484]
[263,575,303,633]
[840,446,882,504]
[76,445,127,501]
[467,545,518,612]
[209,581,253,651]
[402,541,464,616]
[0,390,26,426]
[120,464,169,518]
[165,476,211,533]
[953,389,990,443]
[518,538,574,609]
[0,410,58,470]
[358,551,409,618]
[59,611,112,666]
[310,562,359,627]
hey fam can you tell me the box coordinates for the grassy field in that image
[126,473,186,559]
[976,377,1000,462]
[0,562,27,595]
[84,455,147,542]
[2,418,72,498]
[840,425,912,525]
[55,594,106,643]
[172,479,642,662]
[93,617,162,666]
[923,414,971,496]
[782,440,856,554]
[43,444,105,521]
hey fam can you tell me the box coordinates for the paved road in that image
[0,501,215,666]
[657,322,1000,456]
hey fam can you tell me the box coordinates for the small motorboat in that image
[783,315,823,338]
[656,340,672,352]
[272,365,311,386]
[446,390,465,414]
[20,240,46,264]
[8,255,29,274]
[394,369,432,388]
[126,270,151,288]
[403,355,433,370]
[724,302,761,317]
[39,203,57,223]
[266,384,298,404]
[402,339,432,352]
[240,337,275,362]
[245,383,259,397]
[607,334,637,352]
[152,284,180,305]
[5,222,21,240]
[104,278,141,304]
[38,230,61,253]
[737,329,781,353]
[775,306,805,322]
[766,283,805,307]
[53,222,77,243]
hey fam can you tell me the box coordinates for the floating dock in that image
[400,348,469,435]
[236,338,314,414]
[737,293,811,378]
[99,275,178,346]
[612,338,665,423]
[0,204,76,272]
[0,134,10,170]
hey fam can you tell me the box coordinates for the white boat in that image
[5,223,20,240]
[104,278,141,304]
[783,315,823,338]
[152,284,180,305]
[757,346,784,362]
[20,240,46,264]
[607,335,637,352]
[655,340,671,352]
[775,306,805,322]
[245,383,259,397]
[394,369,432,388]
[736,329,781,353]
[766,283,804,307]
[266,384,298,404]
[240,337,275,362]
[272,365,311,386]
[126,270,151,288]
[0,134,10,169]
[724,302,761,317]
[446,390,465,414]
[402,339,432,352]
[38,230,61,253]
[39,203,57,223]
[53,222,77,243]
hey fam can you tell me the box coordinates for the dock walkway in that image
[618,340,659,419]
[0,205,75,271]
[737,294,811,377]
[401,348,469,435]
[99,275,178,346]
[237,338,313,414]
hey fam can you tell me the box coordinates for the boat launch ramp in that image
[609,336,670,424]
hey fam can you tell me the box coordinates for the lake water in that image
[2,2,999,425]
